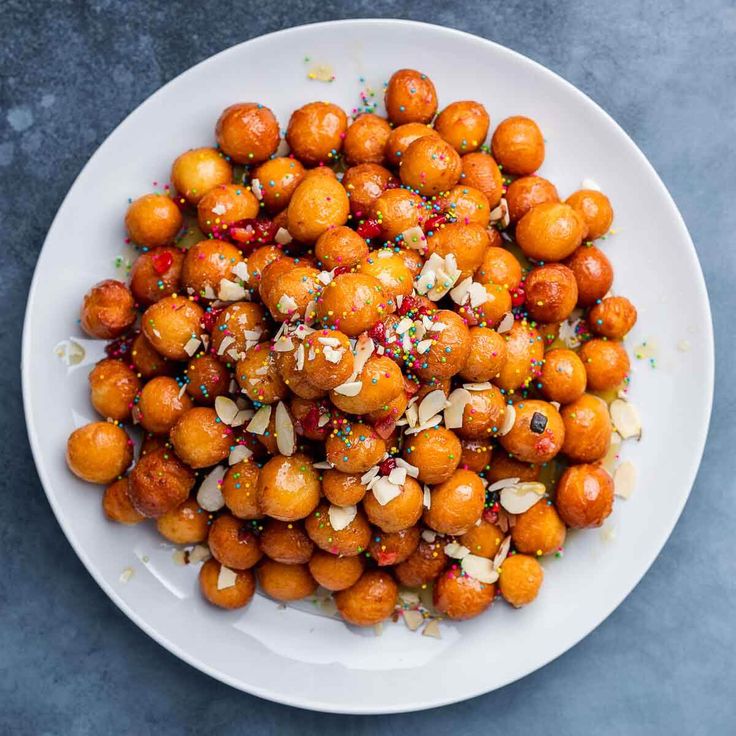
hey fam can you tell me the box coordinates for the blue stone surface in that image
[1,1,733,733]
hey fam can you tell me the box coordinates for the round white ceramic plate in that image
[22,19,713,714]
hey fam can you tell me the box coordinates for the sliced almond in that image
[246,405,272,435]
[610,399,642,440]
[218,278,247,302]
[402,225,426,251]
[217,334,236,357]
[197,465,227,511]
[217,565,238,590]
[497,312,514,334]
[388,467,407,486]
[189,544,211,564]
[423,484,432,509]
[250,178,263,200]
[444,388,472,429]
[274,227,292,245]
[463,382,494,391]
[231,261,250,282]
[449,276,472,305]
[328,504,357,531]
[394,457,419,478]
[403,414,442,435]
[614,460,637,499]
[273,336,295,352]
[422,619,442,639]
[461,554,499,584]
[275,401,296,456]
[323,345,345,364]
[444,541,471,559]
[493,535,512,569]
[487,477,521,493]
[371,476,402,506]
[499,481,546,514]
[497,403,516,436]
[601,431,623,474]
[228,444,253,465]
[215,396,239,426]
[421,529,437,543]
[183,336,201,357]
[418,389,448,425]
[333,380,362,397]
[402,609,424,631]
[581,177,602,191]
[278,294,298,314]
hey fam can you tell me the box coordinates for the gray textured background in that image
[2,1,734,734]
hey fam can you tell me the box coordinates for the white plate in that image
[22,19,713,714]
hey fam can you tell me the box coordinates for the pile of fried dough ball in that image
[66,68,637,628]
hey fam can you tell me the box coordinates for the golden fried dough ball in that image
[321,470,367,506]
[215,102,280,164]
[305,503,372,556]
[426,222,489,280]
[141,295,204,361]
[446,185,491,227]
[80,279,136,339]
[329,355,404,415]
[578,339,630,391]
[403,427,461,485]
[457,385,508,440]
[424,469,485,535]
[262,265,322,322]
[259,520,314,564]
[566,189,614,240]
[539,348,587,404]
[171,147,232,205]
[491,116,545,175]
[459,327,507,383]
[300,329,354,390]
[103,477,145,525]
[244,245,283,288]
[125,193,183,248]
[156,499,210,544]
[385,69,438,125]
[199,558,256,610]
[273,344,325,401]
[130,332,174,379]
[476,246,523,291]
[88,359,140,422]
[257,560,317,601]
[357,249,413,299]
[128,446,195,517]
[286,102,348,165]
[210,302,269,362]
[342,163,395,217]
[197,185,259,237]
[434,568,496,620]
[130,245,184,306]
[170,407,231,468]
[414,310,471,380]
[505,175,559,223]
[368,526,421,566]
[499,554,543,607]
[395,542,447,594]
[66,422,133,484]
[459,439,493,473]
[252,156,306,212]
[461,519,504,558]
[487,452,540,483]
[308,551,365,591]
[371,187,426,241]
[315,226,369,270]
[208,513,262,569]
[221,459,261,519]
[325,421,386,473]
[257,256,296,301]
[556,464,614,528]
[363,476,424,533]
[524,264,578,323]
[590,296,637,339]
[135,375,192,434]
[366,389,409,428]
[138,433,169,459]
[500,399,565,464]
[181,239,243,299]
[185,354,230,404]
[384,123,439,167]
[561,393,612,463]
[511,501,566,556]
[335,569,398,626]
[400,136,462,197]
[516,202,586,262]
[564,245,614,307]
[460,152,504,208]
[257,453,321,521]
[435,101,490,153]
[495,320,544,392]
[235,344,288,404]
[343,113,391,165]
[472,282,512,329]
[286,172,350,243]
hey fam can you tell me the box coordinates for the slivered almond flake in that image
[402,225,426,251]
[415,338,433,355]
[403,415,442,435]
[250,178,263,200]
[183,336,201,357]
[231,261,249,282]
[423,484,431,509]
[497,312,514,334]
[54,338,86,366]
[601,431,623,473]
[614,461,637,499]
[610,399,642,440]
[211,203,227,216]
[189,544,211,564]
[463,382,493,391]
[218,278,247,302]
[312,460,333,469]
[361,466,380,485]
[275,402,296,456]
[172,549,188,566]
[469,282,489,308]
[274,227,292,244]
[444,388,472,429]
[421,529,437,543]
[497,403,516,436]
[581,177,602,191]
[461,554,499,584]
[317,270,333,285]
[418,390,448,425]
[229,444,253,465]
[444,542,471,559]
[422,619,441,639]
[295,343,305,371]
[217,565,238,590]
[333,380,362,396]
[395,457,419,478]
[493,536,512,568]
[371,476,402,506]
[388,467,407,486]
[403,609,424,631]
[232,408,253,428]
[323,346,344,364]
[317,336,341,348]
[449,276,472,305]
[278,294,298,314]
[395,317,414,335]
[215,396,239,425]
[217,335,235,356]
[558,317,583,348]
[328,504,357,531]
[350,335,375,379]
[489,198,510,229]
[487,477,521,493]
[197,465,227,511]
[246,405,272,435]
[273,336,294,352]
[500,482,546,514]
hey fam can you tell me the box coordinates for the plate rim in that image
[21,17,715,714]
